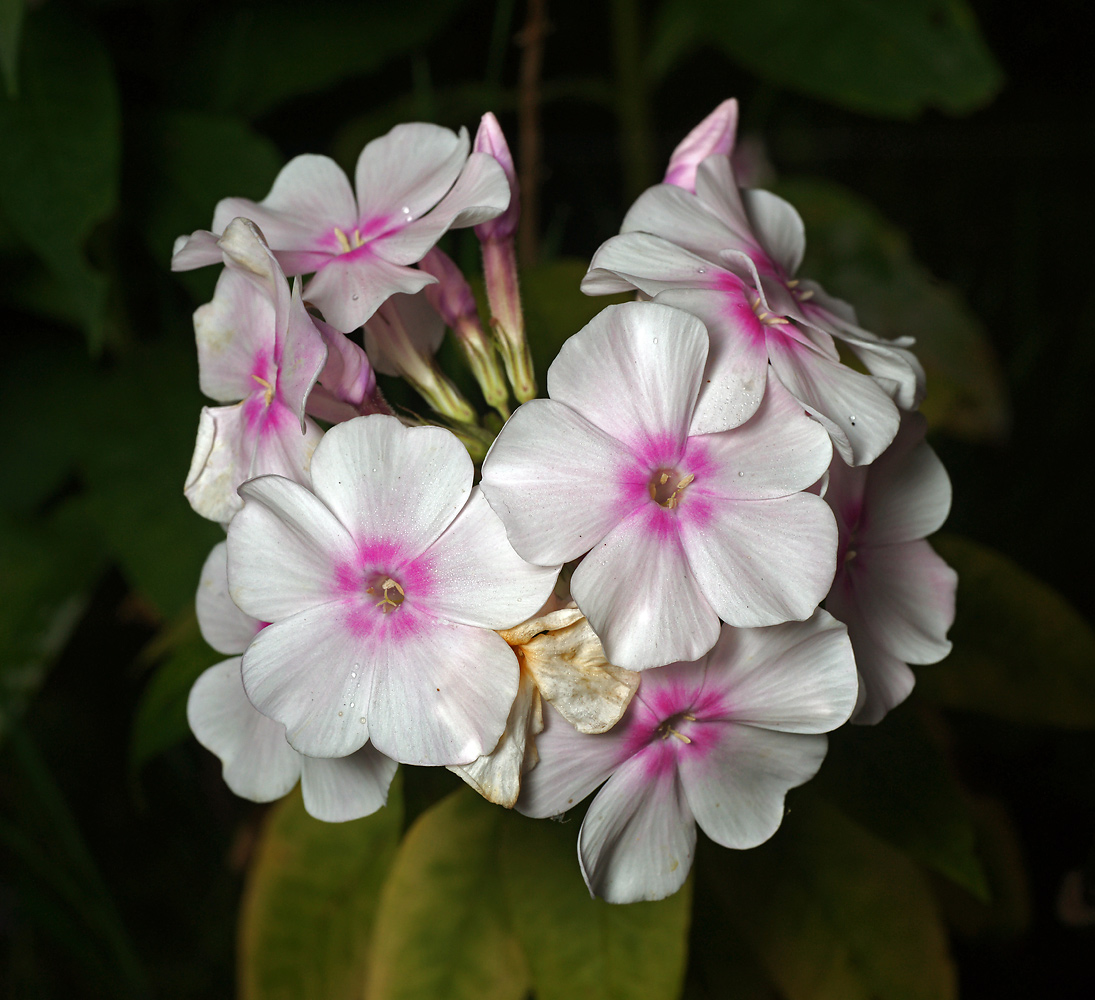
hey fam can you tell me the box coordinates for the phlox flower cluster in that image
[174,101,956,904]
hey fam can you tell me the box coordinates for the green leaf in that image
[498,809,692,1000]
[710,795,957,1000]
[816,704,988,898]
[366,789,529,1000]
[0,7,120,351]
[184,0,464,119]
[0,0,24,97]
[917,534,1095,727]
[774,177,1009,442]
[239,780,404,1000]
[649,0,1002,118]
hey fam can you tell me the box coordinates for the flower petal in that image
[195,542,262,655]
[582,233,723,298]
[621,181,743,263]
[363,291,445,377]
[187,658,301,802]
[299,745,398,822]
[742,188,805,277]
[308,415,472,555]
[579,754,696,903]
[571,507,721,670]
[171,228,223,271]
[664,99,739,193]
[303,252,435,333]
[679,722,827,849]
[278,280,329,428]
[846,628,916,725]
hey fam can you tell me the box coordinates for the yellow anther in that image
[660,472,670,485]
[375,577,405,612]
[786,278,800,288]
[333,227,353,253]
[659,723,692,744]
[250,374,275,406]
[676,474,694,490]
[797,288,814,301]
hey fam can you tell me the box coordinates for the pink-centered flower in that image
[188,542,398,822]
[225,415,559,765]
[480,301,838,671]
[185,218,327,524]
[517,612,859,903]
[171,123,510,333]
[824,413,957,724]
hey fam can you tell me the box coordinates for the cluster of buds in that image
[174,101,956,904]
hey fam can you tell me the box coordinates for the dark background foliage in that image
[1,0,1093,997]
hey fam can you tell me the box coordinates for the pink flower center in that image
[648,467,695,509]
[365,572,406,613]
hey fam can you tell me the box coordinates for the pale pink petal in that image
[187,658,301,802]
[212,154,356,257]
[571,509,721,670]
[474,112,519,241]
[309,318,383,416]
[579,754,696,903]
[195,542,262,656]
[302,252,435,333]
[240,602,377,758]
[679,722,827,849]
[582,233,724,298]
[371,151,510,265]
[517,700,631,819]
[664,98,739,192]
[742,188,805,277]
[692,157,765,257]
[846,629,916,725]
[354,123,468,225]
[171,229,223,271]
[277,280,329,428]
[228,475,357,620]
[686,376,833,501]
[308,415,471,554]
[837,331,925,412]
[420,488,559,629]
[546,301,707,455]
[480,399,638,565]
[193,266,273,403]
[766,333,900,467]
[363,291,446,376]
[834,540,956,666]
[299,746,398,822]
[679,493,837,628]
[621,182,742,262]
[702,612,858,732]
[367,620,519,766]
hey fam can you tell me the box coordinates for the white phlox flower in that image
[187,542,398,822]
[225,414,560,766]
[517,612,860,903]
[823,412,958,724]
[480,300,838,671]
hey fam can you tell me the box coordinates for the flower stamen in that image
[250,374,275,406]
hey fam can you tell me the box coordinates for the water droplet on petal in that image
[697,267,706,273]
[338,711,343,717]
[737,471,744,477]
[653,338,659,345]
[351,293,359,301]
[351,671,357,679]
[402,205,411,214]
[349,701,355,709]
[360,717,366,724]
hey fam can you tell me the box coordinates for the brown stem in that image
[516,0,548,267]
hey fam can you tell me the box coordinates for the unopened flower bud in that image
[474,112,519,243]
[663,98,739,194]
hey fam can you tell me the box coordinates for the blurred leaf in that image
[0,7,120,351]
[0,511,105,740]
[649,0,1002,118]
[185,0,464,119]
[918,534,1095,727]
[0,0,24,96]
[816,704,988,898]
[366,788,529,1000]
[239,780,404,1000]
[146,111,283,266]
[775,177,1008,442]
[75,337,223,619]
[498,809,692,1000]
[129,608,217,772]
[711,795,957,1000]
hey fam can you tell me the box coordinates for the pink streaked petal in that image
[547,301,708,457]
[621,182,742,264]
[248,407,324,487]
[311,318,380,411]
[702,613,858,733]
[679,722,827,850]
[187,658,301,802]
[195,542,262,656]
[299,746,398,822]
[228,474,356,620]
[276,280,329,429]
[742,188,806,277]
[686,376,833,501]
[171,228,223,271]
[212,154,356,259]
[581,233,724,298]
[571,508,721,671]
[579,754,696,904]
[679,493,837,628]
[371,151,510,265]
[354,122,469,225]
[240,601,377,757]
[652,286,769,432]
[420,488,559,629]
[836,539,957,666]
[480,399,638,565]
[766,333,900,467]
[193,266,274,403]
[367,621,518,766]
[863,416,952,544]
[303,251,435,333]
[308,415,471,554]
[664,99,739,193]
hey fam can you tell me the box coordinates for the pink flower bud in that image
[663,98,739,194]
[474,112,520,242]
[419,248,478,328]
